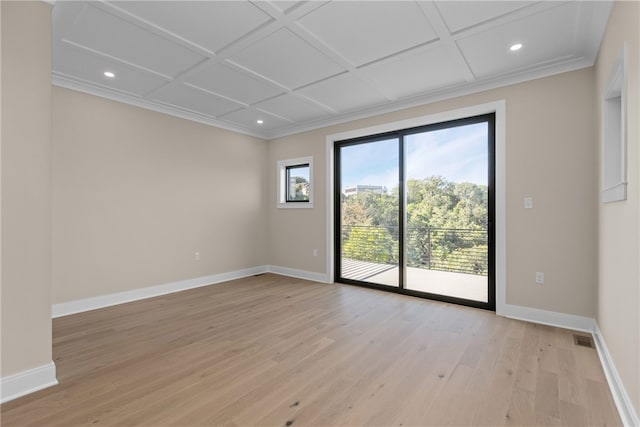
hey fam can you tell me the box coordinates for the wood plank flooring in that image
[1,274,621,426]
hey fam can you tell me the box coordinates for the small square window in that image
[278,157,313,208]
[286,164,310,202]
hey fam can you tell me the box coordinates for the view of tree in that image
[341,176,488,275]
[289,176,309,201]
[294,177,308,200]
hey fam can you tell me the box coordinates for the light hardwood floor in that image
[1,274,621,426]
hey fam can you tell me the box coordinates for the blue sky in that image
[288,164,309,182]
[340,122,488,191]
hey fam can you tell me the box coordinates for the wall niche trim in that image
[601,45,627,203]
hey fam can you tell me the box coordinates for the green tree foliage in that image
[405,177,486,230]
[341,176,488,275]
[290,177,309,201]
[342,225,398,264]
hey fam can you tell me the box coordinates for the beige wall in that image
[268,67,598,318]
[1,4,631,413]
[595,0,640,416]
[1,1,53,377]
[52,88,268,303]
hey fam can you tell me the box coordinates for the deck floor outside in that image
[342,259,488,302]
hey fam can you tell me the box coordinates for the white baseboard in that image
[593,323,639,427]
[44,274,640,426]
[52,266,270,318]
[267,265,330,283]
[51,265,330,318]
[498,304,638,426]
[1,361,58,404]
[498,303,595,333]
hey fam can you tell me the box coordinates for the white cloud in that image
[406,124,488,185]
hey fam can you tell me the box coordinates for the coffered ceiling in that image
[52,1,612,139]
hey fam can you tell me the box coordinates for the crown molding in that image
[265,56,595,139]
[53,55,593,141]
[51,74,268,140]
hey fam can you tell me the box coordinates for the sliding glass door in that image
[335,114,495,310]
[336,137,400,287]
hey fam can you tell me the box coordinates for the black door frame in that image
[334,113,496,311]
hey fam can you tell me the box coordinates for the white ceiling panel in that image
[219,108,292,134]
[185,62,283,105]
[153,84,243,117]
[298,1,438,66]
[228,28,346,89]
[256,94,334,122]
[52,1,614,139]
[457,2,581,79]
[362,46,467,99]
[270,1,301,14]
[110,1,272,53]
[53,1,85,40]
[297,73,389,113]
[65,4,204,78]
[435,1,536,34]
[53,43,168,96]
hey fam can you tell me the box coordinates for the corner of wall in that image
[1,0,54,386]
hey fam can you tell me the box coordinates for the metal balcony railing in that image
[341,225,488,276]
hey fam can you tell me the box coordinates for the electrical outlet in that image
[535,272,544,284]
[313,249,318,257]
[194,252,200,261]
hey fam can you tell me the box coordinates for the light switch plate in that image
[524,197,533,209]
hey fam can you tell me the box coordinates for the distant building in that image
[343,185,387,197]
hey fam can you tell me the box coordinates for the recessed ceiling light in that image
[104,71,115,78]
[257,120,264,124]
[510,43,523,52]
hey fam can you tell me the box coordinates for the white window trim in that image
[326,100,506,312]
[601,45,627,203]
[277,156,313,209]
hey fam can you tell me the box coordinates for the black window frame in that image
[334,113,496,311]
[285,163,311,203]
